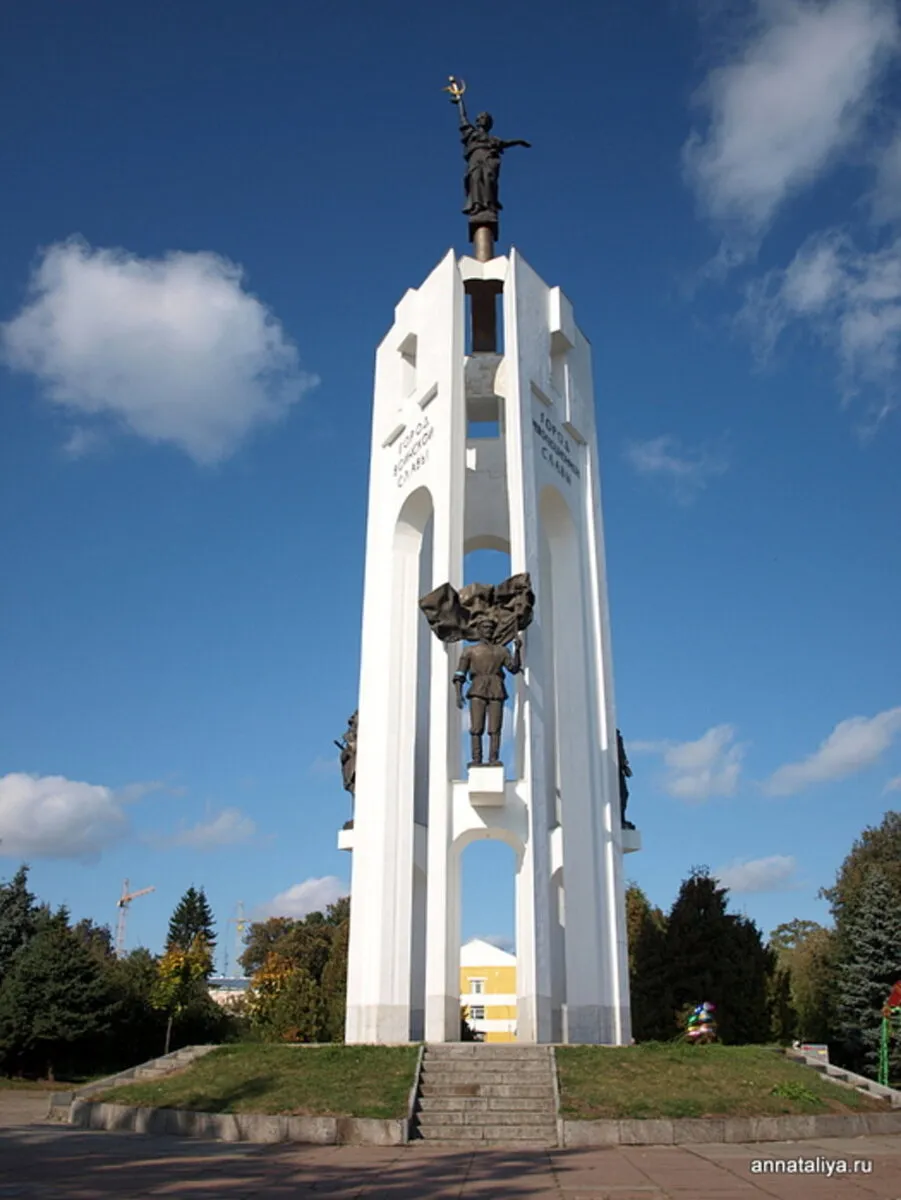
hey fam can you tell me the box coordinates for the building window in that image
[469,1006,485,1020]
[470,979,485,995]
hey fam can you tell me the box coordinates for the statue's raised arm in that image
[444,76,470,127]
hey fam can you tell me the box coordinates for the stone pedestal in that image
[467,765,506,806]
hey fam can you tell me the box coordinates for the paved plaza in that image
[1,1093,901,1199]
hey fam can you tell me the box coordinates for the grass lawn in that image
[99,1044,420,1119]
[555,1043,890,1120]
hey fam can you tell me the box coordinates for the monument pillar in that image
[342,248,639,1045]
[341,80,638,1046]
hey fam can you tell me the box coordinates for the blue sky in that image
[1,0,900,970]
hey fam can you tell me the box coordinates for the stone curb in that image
[550,1047,563,1149]
[67,1100,407,1146]
[562,1111,901,1147]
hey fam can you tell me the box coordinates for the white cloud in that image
[0,238,317,464]
[627,739,670,754]
[765,706,901,795]
[657,725,745,802]
[741,230,901,420]
[683,0,899,240]
[872,124,901,224]
[309,754,338,778]
[884,774,901,793]
[0,772,131,860]
[624,435,728,503]
[477,934,515,953]
[163,807,257,850]
[715,854,798,893]
[260,876,347,919]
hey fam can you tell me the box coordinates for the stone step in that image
[422,1065,549,1075]
[414,1124,557,1143]
[414,1139,556,1149]
[417,1096,552,1112]
[416,1111,555,1127]
[417,1080,549,1089]
[425,1047,550,1058]
[422,1060,550,1073]
[419,1083,554,1099]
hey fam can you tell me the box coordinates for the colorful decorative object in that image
[686,1001,717,1044]
[878,981,901,1087]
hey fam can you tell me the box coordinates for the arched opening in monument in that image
[391,486,434,1042]
[538,484,590,1038]
[458,835,518,1042]
[457,546,518,779]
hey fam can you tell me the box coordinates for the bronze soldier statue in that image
[455,617,523,766]
[419,572,534,770]
[616,729,635,830]
[335,711,357,829]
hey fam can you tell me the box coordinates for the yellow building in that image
[459,937,517,1042]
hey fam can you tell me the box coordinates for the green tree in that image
[791,925,838,1044]
[324,896,350,926]
[241,898,350,1044]
[0,865,40,985]
[661,867,772,1044]
[769,919,826,960]
[151,936,214,1054]
[71,918,115,963]
[625,884,665,974]
[320,911,349,1042]
[834,867,901,1080]
[167,887,216,962]
[0,914,116,1079]
[822,811,901,938]
[103,947,166,1067]
[626,885,671,1041]
[768,919,834,1044]
[240,917,296,978]
[767,964,795,1044]
[266,967,326,1043]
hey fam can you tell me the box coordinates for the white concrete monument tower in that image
[341,81,640,1046]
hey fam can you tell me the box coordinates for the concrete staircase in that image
[410,1044,558,1148]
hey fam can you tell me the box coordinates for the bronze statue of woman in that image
[445,77,530,222]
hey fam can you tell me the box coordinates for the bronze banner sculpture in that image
[420,574,534,766]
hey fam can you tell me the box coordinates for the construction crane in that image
[224,901,247,978]
[115,878,155,956]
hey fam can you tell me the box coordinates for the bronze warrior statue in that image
[455,619,522,766]
[419,573,534,769]
[616,728,635,830]
[335,710,357,829]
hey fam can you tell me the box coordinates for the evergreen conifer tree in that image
[0,913,116,1079]
[834,866,901,1079]
[166,887,216,960]
[662,867,773,1043]
[0,865,40,985]
[822,811,901,939]
[626,885,671,1040]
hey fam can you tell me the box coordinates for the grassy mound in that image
[556,1043,889,1120]
[100,1044,419,1119]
